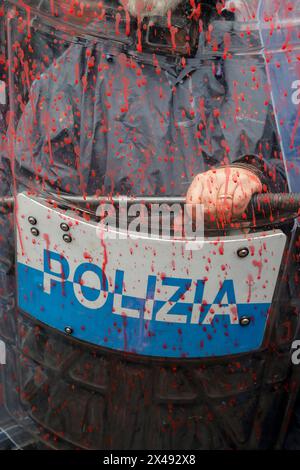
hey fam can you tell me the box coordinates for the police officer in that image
[125,0,287,224]
[0,0,6,138]
[0,0,298,450]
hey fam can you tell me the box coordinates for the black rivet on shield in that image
[106,54,114,63]
[64,326,73,335]
[60,222,70,232]
[28,216,37,226]
[31,227,39,237]
[237,247,249,258]
[63,234,72,243]
[240,316,251,327]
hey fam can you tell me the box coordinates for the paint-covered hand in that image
[186,167,262,224]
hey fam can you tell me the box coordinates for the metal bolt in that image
[64,326,73,335]
[63,234,72,243]
[237,247,249,258]
[60,222,70,232]
[28,216,37,226]
[240,316,251,327]
[31,227,39,237]
[106,54,114,63]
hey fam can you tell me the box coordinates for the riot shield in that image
[0,0,300,450]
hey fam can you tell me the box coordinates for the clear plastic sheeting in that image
[258,0,300,191]
[0,0,299,450]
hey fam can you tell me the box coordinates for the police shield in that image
[0,0,300,450]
